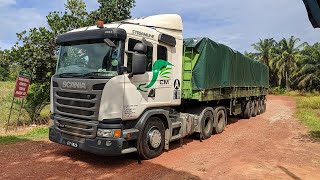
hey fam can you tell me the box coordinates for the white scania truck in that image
[49,14,268,159]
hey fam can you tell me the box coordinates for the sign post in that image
[5,71,31,133]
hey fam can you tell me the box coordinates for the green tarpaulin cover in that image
[183,38,269,90]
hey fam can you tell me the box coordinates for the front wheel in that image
[139,117,165,159]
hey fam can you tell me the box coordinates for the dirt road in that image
[1,95,320,180]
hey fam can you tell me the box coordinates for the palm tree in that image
[273,36,306,90]
[252,38,278,87]
[293,43,320,91]
[252,38,276,66]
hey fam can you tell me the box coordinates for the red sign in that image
[13,72,31,98]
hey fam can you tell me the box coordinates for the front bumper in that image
[49,126,134,156]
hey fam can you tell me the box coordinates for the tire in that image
[194,110,214,140]
[214,109,226,134]
[263,99,267,113]
[242,100,251,119]
[252,100,258,117]
[139,117,165,159]
[257,99,263,115]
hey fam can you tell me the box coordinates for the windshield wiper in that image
[83,72,103,77]
[58,73,83,78]
[82,72,115,78]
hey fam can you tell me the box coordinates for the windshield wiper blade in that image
[58,73,83,77]
[82,72,102,77]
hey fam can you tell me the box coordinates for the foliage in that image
[0,49,9,81]
[250,36,319,92]
[24,84,50,124]
[293,43,320,91]
[0,127,48,144]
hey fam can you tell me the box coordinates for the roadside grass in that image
[0,127,48,144]
[0,81,30,129]
[0,81,50,129]
[294,95,320,140]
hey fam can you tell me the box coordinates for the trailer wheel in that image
[262,98,267,113]
[242,100,251,119]
[139,117,165,159]
[252,100,258,117]
[257,99,263,115]
[214,109,226,134]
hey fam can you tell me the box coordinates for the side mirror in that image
[133,43,147,54]
[131,53,147,75]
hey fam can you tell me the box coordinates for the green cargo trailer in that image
[182,37,269,101]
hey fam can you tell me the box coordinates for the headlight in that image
[97,129,121,138]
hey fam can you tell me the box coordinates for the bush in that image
[24,83,50,124]
[0,66,9,81]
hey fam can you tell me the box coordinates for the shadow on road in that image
[51,143,201,179]
[278,166,302,180]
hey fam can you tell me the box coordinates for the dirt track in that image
[1,95,320,180]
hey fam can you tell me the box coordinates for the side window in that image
[127,38,153,73]
[157,45,167,61]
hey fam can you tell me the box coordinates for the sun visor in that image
[56,28,127,45]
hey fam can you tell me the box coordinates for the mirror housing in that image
[133,43,147,54]
[131,53,147,75]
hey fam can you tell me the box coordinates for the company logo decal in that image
[137,60,173,92]
[62,81,86,89]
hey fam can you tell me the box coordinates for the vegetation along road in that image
[0,95,320,180]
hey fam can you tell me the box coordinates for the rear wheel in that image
[214,109,226,134]
[262,98,267,113]
[251,100,258,117]
[260,98,266,113]
[257,99,262,115]
[195,110,214,140]
[242,100,251,119]
[139,117,165,159]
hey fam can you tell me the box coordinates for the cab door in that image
[123,37,154,119]
[123,38,173,120]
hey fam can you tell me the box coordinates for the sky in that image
[0,0,319,52]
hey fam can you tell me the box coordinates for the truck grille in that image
[52,78,108,139]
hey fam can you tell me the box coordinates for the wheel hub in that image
[148,127,162,149]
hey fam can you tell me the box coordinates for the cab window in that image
[157,45,167,61]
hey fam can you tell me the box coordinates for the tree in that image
[251,38,280,87]
[89,0,136,24]
[293,43,320,91]
[252,38,276,66]
[0,49,9,81]
[272,36,306,90]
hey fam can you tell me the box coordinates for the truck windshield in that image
[56,40,122,78]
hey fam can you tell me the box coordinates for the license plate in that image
[66,140,78,148]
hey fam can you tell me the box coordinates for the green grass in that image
[0,127,48,144]
[295,95,320,140]
[0,81,30,128]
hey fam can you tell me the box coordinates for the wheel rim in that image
[147,126,162,149]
